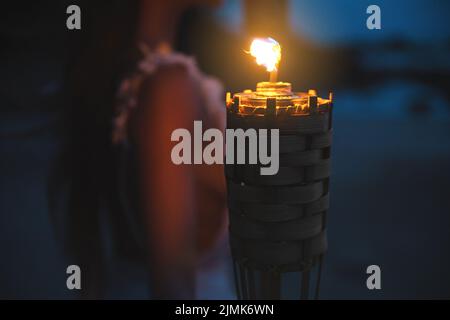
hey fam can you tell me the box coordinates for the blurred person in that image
[1,0,227,299]
[111,0,227,298]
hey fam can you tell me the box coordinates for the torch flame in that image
[249,37,281,72]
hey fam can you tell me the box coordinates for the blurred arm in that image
[130,65,198,299]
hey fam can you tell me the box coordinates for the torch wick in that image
[269,70,277,83]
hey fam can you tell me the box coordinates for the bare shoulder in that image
[129,63,199,136]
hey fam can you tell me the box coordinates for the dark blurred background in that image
[1,0,449,299]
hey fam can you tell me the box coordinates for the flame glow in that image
[249,38,281,72]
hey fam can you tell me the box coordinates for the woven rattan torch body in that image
[225,82,333,299]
